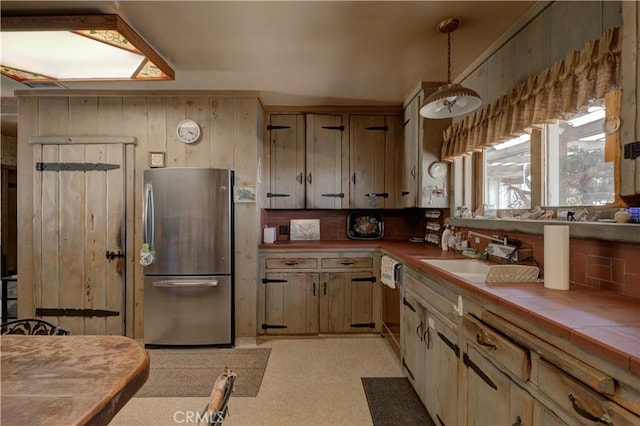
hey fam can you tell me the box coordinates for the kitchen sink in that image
[419,259,491,283]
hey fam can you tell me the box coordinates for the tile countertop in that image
[259,240,640,374]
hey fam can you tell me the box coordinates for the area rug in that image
[361,377,434,426]
[136,347,271,398]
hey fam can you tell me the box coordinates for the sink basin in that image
[419,259,491,283]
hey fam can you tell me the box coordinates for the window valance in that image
[441,27,621,162]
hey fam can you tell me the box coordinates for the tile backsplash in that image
[261,209,427,241]
[459,227,640,300]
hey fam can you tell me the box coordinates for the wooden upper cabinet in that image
[400,95,420,208]
[349,115,400,209]
[267,114,305,208]
[305,114,346,209]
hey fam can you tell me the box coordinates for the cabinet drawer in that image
[265,258,318,269]
[537,359,640,426]
[321,257,373,269]
[463,315,530,381]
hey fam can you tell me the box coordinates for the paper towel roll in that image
[543,225,570,290]
[263,227,277,244]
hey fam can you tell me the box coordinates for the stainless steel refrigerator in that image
[142,168,233,346]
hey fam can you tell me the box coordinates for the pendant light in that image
[420,17,482,119]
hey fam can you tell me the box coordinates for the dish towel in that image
[381,255,399,289]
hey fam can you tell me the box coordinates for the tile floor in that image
[111,335,403,426]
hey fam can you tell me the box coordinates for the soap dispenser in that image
[441,225,452,251]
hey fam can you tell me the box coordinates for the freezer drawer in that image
[144,275,232,346]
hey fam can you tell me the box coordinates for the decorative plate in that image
[347,211,384,240]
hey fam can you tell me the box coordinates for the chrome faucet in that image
[468,230,508,245]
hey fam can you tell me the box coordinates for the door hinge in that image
[266,193,291,198]
[365,126,389,131]
[437,331,460,358]
[402,191,410,196]
[350,322,375,328]
[365,193,388,198]
[463,352,497,390]
[36,162,120,172]
[351,276,376,283]
[321,193,345,198]
[261,324,287,329]
[267,125,291,131]
[321,125,345,131]
[262,278,288,284]
[36,308,119,318]
[624,141,640,159]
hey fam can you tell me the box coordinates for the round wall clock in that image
[603,116,620,134]
[176,119,201,143]
[428,161,448,179]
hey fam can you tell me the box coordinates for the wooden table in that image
[1,335,149,425]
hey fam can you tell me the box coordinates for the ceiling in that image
[1,0,538,133]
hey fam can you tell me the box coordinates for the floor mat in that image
[361,377,435,426]
[136,347,271,397]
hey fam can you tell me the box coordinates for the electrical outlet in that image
[279,225,289,235]
[474,237,480,244]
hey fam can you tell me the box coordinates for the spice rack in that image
[424,209,444,245]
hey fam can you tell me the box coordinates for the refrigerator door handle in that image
[152,279,219,288]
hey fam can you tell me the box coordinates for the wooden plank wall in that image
[16,92,263,338]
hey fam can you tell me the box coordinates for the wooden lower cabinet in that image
[319,271,375,333]
[260,251,379,336]
[464,346,534,426]
[402,286,459,425]
[262,272,319,334]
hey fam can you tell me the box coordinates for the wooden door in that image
[263,272,319,334]
[465,346,511,425]
[33,143,127,335]
[350,115,388,208]
[267,114,305,208]
[305,114,345,208]
[319,271,374,333]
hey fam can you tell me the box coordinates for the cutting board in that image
[290,219,320,240]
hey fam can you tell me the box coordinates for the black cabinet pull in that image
[312,283,316,296]
[323,282,327,295]
[284,261,298,266]
[568,394,613,425]
[307,173,312,184]
[416,322,423,341]
[352,173,356,184]
[296,172,303,184]
[423,328,430,350]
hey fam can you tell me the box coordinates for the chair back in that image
[1,318,70,335]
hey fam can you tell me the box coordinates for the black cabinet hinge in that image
[365,126,389,131]
[321,125,345,131]
[463,352,497,390]
[262,278,288,284]
[261,324,287,329]
[403,298,416,312]
[624,141,640,159]
[365,193,388,198]
[267,125,291,131]
[350,322,375,328]
[437,331,460,358]
[321,193,345,198]
[351,276,376,283]
[266,193,291,198]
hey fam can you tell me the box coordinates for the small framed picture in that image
[149,152,165,168]
[234,185,256,203]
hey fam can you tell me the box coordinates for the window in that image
[484,134,531,209]
[545,106,614,206]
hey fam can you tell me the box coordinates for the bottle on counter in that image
[441,226,452,251]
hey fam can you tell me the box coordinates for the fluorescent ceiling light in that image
[579,133,605,141]
[492,134,530,150]
[1,15,174,84]
[567,107,605,127]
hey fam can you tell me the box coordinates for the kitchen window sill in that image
[447,217,639,244]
